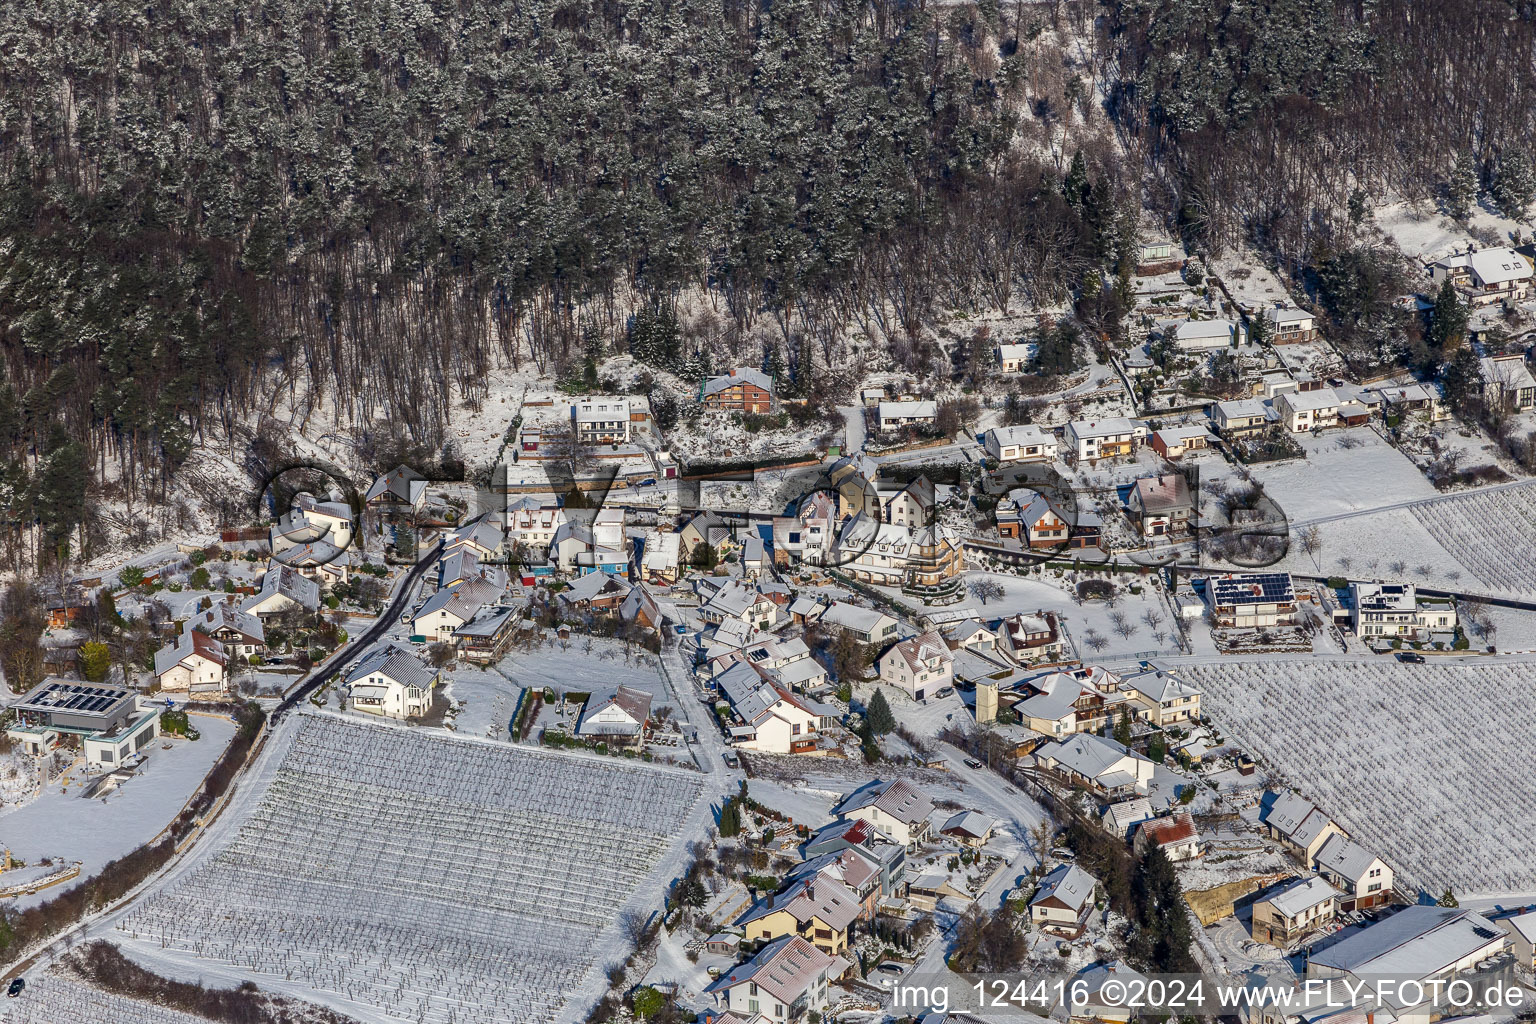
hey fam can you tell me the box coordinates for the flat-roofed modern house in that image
[1350,581,1457,640]
[1205,572,1298,628]
[6,678,161,769]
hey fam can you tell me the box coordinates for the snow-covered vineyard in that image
[116,713,707,1024]
[9,974,211,1024]
[1180,657,1536,895]
[1410,483,1536,597]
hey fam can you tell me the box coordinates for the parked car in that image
[963,758,983,770]
[934,685,955,698]
[7,978,24,998]
[1395,651,1426,664]
[875,962,906,987]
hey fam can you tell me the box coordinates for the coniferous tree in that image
[865,689,895,735]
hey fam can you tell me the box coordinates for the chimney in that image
[767,892,775,909]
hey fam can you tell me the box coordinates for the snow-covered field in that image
[0,715,236,909]
[1176,655,1536,896]
[1251,428,1435,521]
[8,973,213,1024]
[116,712,708,1024]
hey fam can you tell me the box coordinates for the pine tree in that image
[866,689,895,735]
[691,540,718,570]
[1440,345,1483,416]
[719,796,741,837]
[1063,152,1090,208]
[1430,278,1468,352]
[1438,887,1458,907]
[1493,151,1536,220]
[1114,706,1133,746]
[80,641,112,682]
[1447,153,1479,220]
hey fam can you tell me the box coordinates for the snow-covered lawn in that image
[0,715,237,910]
[117,712,708,1024]
[1175,655,1536,896]
[1250,428,1435,522]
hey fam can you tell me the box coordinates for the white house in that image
[1065,418,1146,461]
[1028,863,1096,937]
[833,778,934,849]
[875,630,953,701]
[1119,666,1202,727]
[818,602,899,644]
[1205,572,1298,629]
[1313,834,1394,911]
[1210,397,1274,438]
[344,643,441,720]
[1430,246,1534,307]
[1252,877,1339,945]
[716,663,836,755]
[572,396,634,443]
[365,464,427,511]
[1260,791,1348,865]
[183,603,265,660]
[1035,733,1154,796]
[412,577,504,641]
[881,475,937,528]
[1480,353,1536,410]
[240,566,320,618]
[1350,581,1457,640]
[153,630,228,697]
[875,400,937,432]
[704,935,849,1024]
[575,684,652,744]
[504,498,568,553]
[1274,388,1342,432]
[982,425,1059,463]
[994,342,1038,372]
[1264,305,1318,343]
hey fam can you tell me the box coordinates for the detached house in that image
[241,566,320,618]
[1128,474,1193,538]
[833,778,934,849]
[413,576,505,641]
[1264,305,1318,343]
[818,602,898,645]
[1029,864,1096,937]
[702,367,776,413]
[716,662,836,755]
[1252,877,1339,946]
[705,935,850,1024]
[875,630,954,702]
[1170,318,1245,351]
[1010,490,1070,548]
[994,342,1038,373]
[575,685,652,744]
[364,464,427,512]
[184,603,265,660]
[882,475,937,529]
[1035,733,1154,797]
[1211,397,1274,438]
[1120,666,1202,727]
[875,400,938,432]
[1065,419,1146,461]
[1314,834,1394,911]
[996,611,1064,665]
[1431,246,1534,307]
[153,630,228,698]
[1274,388,1343,432]
[983,425,1059,463]
[1480,353,1536,411]
[1134,812,1202,862]
[1350,582,1457,640]
[1205,572,1298,629]
[344,643,441,720]
[1150,426,1214,460]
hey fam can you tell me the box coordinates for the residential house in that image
[1430,246,1534,307]
[1252,877,1339,946]
[344,643,441,720]
[832,515,963,588]
[412,576,505,641]
[995,611,1064,665]
[1170,318,1245,351]
[882,475,936,528]
[1072,962,1150,1024]
[801,818,907,899]
[1350,582,1457,640]
[575,685,652,744]
[787,847,885,920]
[876,400,938,432]
[6,678,161,770]
[1211,397,1275,438]
[1313,834,1394,911]
[702,367,776,413]
[939,811,995,849]
[240,566,320,618]
[1375,382,1450,423]
[736,876,862,956]
[1013,665,1127,738]
[699,580,778,631]
[833,778,935,849]
[716,662,836,754]
[1205,572,1298,629]
[1012,491,1070,548]
[905,524,965,587]
[270,496,355,555]
[572,396,635,444]
[1274,388,1343,432]
[680,511,735,561]
[704,935,849,1024]
[1035,733,1154,797]
[1028,864,1096,938]
[1128,474,1193,538]
[453,605,520,665]
[619,583,663,632]
[772,492,836,566]
[1119,666,1202,727]
[364,464,427,512]
[994,342,1038,373]
[875,630,954,702]
[640,530,682,584]
[1260,791,1348,866]
[152,630,228,698]
[817,602,898,645]
[1065,419,1146,461]
[1101,797,1154,841]
[1264,305,1318,343]
[183,603,265,660]
[556,572,633,617]
[549,521,595,572]
[1480,353,1536,411]
[504,498,568,553]
[1150,426,1215,460]
[1134,812,1202,863]
[984,425,1059,464]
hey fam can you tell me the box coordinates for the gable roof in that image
[882,630,952,675]
[705,935,847,1004]
[940,810,995,840]
[1139,811,1197,848]
[1266,876,1339,918]
[1314,833,1385,884]
[1308,906,1506,982]
[1038,732,1148,781]
[345,642,437,691]
[154,628,229,676]
[183,603,264,645]
[1030,863,1095,913]
[737,875,862,933]
[703,367,775,397]
[835,778,934,827]
[365,464,427,505]
[576,684,652,736]
[415,576,504,624]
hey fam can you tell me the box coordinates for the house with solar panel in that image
[1203,572,1298,629]
[6,678,161,770]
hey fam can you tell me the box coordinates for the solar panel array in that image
[1210,573,1295,607]
[20,680,132,717]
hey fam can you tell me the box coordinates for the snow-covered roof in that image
[1038,732,1148,781]
[183,603,264,645]
[877,400,937,420]
[1030,863,1095,912]
[1308,906,1507,983]
[1439,246,1534,286]
[941,810,995,840]
[1280,387,1343,413]
[345,642,437,692]
[836,778,934,827]
[1067,417,1144,439]
[1173,318,1239,343]
[154,629,228,676]
[702,367,775,397]
[1315,834,1385,884]
[576,684,652,736]
[1266,876,1339,919]
[705,935,847,1005]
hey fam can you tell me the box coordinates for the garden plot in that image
[1176,656,1536,896]
[1409,483,1536,597]
[118,712,707,1024]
